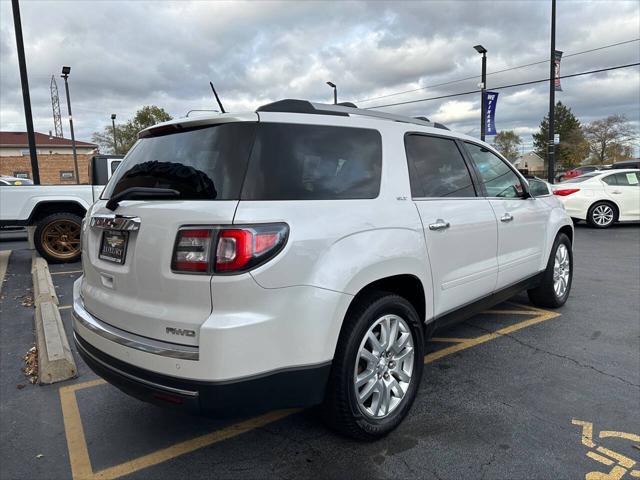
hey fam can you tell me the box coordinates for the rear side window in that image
[103,123,257,200]
[404,135,476,198]
[241,123,381,200]
[608,172,639,186]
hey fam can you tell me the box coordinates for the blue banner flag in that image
[483,91,499,136]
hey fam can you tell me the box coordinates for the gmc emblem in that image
[166,327,196,337]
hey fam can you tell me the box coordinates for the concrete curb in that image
[31,254,77,384]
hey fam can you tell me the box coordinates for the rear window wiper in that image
[106,187,180,211]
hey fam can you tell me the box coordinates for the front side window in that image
[465,143,523,198]
[404,135,476,198]
[241,123,381,200]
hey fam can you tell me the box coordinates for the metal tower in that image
[50,75,63,137]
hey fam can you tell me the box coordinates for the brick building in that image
[0,131,98,184]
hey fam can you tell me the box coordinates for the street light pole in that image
[474,45,488,142]
[111,114,117,154]
[61,66,79,184]
[11,0,40,184]
[547,0,557,184]
[326,81,337,104]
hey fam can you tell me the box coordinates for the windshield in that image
[102,123,257,200]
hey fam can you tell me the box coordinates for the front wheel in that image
[323,292,424,440]
[528,233,572,308]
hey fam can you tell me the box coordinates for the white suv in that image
[73,100,573,439]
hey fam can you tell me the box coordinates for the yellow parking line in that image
[51,270,83,275]
[59,305,72,310]
[600,431,640,443]
[430,337,468,343]
[481,309,537,315]
[92,409,299,480]
[60,379,106,479]
[60,304,560,479]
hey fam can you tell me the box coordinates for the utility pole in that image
[61,66,80,184]
[326,81,337,104]
[547,0,557,184]
[111,114,117,154]
[474,45,488,141]
[11,0,40,184]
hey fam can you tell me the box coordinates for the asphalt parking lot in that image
[1,224,638,480]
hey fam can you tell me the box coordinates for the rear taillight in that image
[172,224,288,274]
[172,229,213,272]
[553,188,580,196]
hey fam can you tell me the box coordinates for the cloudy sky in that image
[1,0,639,153]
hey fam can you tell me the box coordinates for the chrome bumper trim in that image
[74,333,199,398]
[72,296,199,361]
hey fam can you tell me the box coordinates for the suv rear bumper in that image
[74,332,331,415]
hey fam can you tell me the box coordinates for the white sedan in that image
[552,169,640,228]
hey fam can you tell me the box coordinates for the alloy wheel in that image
[553,243,570,298]
[353,314,415,419]
[592,204,614,226]
[41,219,81,260]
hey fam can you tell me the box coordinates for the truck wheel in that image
[34,212,83,264]
[323,292,424,440]
[527,233,572,308]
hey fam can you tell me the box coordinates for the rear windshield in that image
[103,123,257,200]
[103,122,382,201]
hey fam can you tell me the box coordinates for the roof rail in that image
[257,99,449,130]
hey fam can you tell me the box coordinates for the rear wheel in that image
[323,292,424,440]
[528,233,572,308]
[587,201,617,228]
[34,212,83,263]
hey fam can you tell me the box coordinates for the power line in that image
[356,38,640,103]
[366,62,640,109]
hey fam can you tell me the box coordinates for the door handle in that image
[428,219,450,231]
[611,190,622,194]
[501,213,514,223]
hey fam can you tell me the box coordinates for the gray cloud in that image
[1,0,638,154]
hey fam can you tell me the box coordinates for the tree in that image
[583,114,635,164]
[533,101,589,168]
[493,130,522,162]
[92,105,172,154]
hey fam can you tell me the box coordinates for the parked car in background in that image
[73,99,573,440]
[0,155,123,262]
[561,165,605,181]
[553,169,640,228]
[609,159,640,170]
[0,175,34,186]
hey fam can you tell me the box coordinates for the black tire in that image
[34,212,83,264]
[322,292,424,440]
[528,233,572,308]
[586,201,618,228]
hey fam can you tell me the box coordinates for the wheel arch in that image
[28,201,87,224]
[587,199,619,220]
[337,274,429,348]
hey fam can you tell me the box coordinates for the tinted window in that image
[241,123,381,200]
[465,143,523,198]
[612,172,639,186]
[404,135,475,198]
[103,123,257,200]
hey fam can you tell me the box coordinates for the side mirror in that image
[515,182,532,199]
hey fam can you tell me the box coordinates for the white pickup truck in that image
[0,155,122,263]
